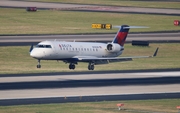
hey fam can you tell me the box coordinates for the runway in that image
[0,0,180,16]
[1,32,180,46]
[0,70,180,106]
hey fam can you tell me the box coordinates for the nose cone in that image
[30,49,43,59]
[30,50,36,58]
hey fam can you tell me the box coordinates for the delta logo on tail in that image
[113,25,129,46]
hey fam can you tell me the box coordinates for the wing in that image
[73,47,159,65]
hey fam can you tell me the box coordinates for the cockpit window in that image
[36,45,52,48]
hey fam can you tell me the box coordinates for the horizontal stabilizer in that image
[113,26,149,29]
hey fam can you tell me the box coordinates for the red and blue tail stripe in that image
[113,25,130,46]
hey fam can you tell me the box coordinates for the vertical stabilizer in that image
[112,25,130,46]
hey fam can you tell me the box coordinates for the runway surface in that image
[0,0,180,16]
[0,70,180,106]
[1,32,180,46]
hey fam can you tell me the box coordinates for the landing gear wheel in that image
[88,64,94,70]
[88,65,91,70]
[91,65,94,70]
[69,63,75,70]
[37,60,41,68]
[69,64,71,69]
[72,64,75,69]
[37,65,41,68]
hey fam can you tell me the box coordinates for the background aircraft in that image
[30,25,158,70]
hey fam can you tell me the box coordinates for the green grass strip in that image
[0,8,180,35]
[0,99,180,113]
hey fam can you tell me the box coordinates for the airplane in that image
[30,25,159,70]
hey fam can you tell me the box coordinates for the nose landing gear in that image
[37,59,41,68]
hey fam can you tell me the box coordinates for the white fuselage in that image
[30,41,124,60]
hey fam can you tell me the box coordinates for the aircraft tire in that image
[88,65,94,70]
[37,65,41,68]
[91,65,94,70]
[69,64,75,70]
[69,64,72,69]
[88,65,91,70]
[72,64,75,70]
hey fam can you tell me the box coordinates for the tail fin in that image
[112,25,130,46]
[112,25,149,46]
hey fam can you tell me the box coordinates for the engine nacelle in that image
[106,43,121,53]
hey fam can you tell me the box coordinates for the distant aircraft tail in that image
[112,25,129,46]
[112,25,149,46]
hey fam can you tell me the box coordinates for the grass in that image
[0,43,180,74]
[27,0,180,9]
[0,8,180,35]
[0,99,180,113]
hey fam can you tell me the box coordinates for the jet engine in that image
[106,43,121,52]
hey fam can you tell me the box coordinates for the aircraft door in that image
[54,45,58,55]
[50,44,58,59]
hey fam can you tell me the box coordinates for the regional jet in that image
[30,25,159,70]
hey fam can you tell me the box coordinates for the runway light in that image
[117,103,124,110]
[177,106,180,112]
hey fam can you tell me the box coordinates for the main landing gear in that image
[68,62,95,70]
[37,59,41,68]
[36,60,95,70]
[69,63,75,70]
[88,63,94,70]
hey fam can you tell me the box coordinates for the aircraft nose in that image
[30,50,36,58]
[30,49,43,59]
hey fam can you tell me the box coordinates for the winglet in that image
[153,47,159,57]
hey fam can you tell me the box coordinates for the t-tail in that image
[112,25,149,46]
